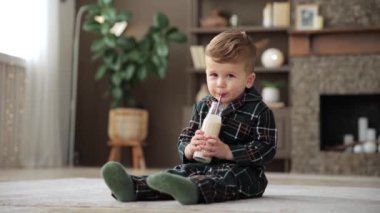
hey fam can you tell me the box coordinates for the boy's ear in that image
[246,73,256,88]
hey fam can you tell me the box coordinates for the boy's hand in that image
[202,136,233,160]
[184,130,206,160]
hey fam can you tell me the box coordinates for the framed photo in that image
[296,4,319,30]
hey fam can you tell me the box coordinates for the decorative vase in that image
[262,87,280,103]
[353,144,363,153]
[363,128,377,153]
[262,3,272,27]
[261,48,284,68]
[363,141,377,153]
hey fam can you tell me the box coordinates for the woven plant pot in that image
[108,108,148,142]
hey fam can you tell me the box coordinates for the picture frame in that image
[296,4,319,30]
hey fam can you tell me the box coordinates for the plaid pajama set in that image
[129,87,277,204]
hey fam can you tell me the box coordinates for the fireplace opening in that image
[320,94,380,151]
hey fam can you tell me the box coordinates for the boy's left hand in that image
[201,136,234,160]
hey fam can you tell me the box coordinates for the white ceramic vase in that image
[261,48,284,68]
[353,144,363,153]
[262,87,280,103]
[363,141,377,153]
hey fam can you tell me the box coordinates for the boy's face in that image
[205,56,255,106]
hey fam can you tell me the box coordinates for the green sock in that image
[147,172,199,205]
[101,161,136,202]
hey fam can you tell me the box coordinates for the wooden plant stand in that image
[107,108,148,170]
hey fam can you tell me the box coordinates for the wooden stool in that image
[107,108,148,170]
[108,139,146,169]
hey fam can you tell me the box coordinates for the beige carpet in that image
[0,178,379,212]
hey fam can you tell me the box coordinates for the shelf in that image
[255,66,290,73]
[187,66,290,74]
[189,26,289,34]
[289,27,380,56]
[288,27,380,35]
[187,0,292,167]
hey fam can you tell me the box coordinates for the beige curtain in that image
[0,53,26,168]
[0,0,75,168]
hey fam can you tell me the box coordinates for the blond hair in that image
[205,31,257,73]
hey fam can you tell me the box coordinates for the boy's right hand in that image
[184,130,206,160]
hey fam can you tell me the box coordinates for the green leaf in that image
[111,73,122,86]
[124,64,136,80]
[157,66,166,78]
[100,22,111,35]
[117,11,132,22]
[113,54,123,71]
[91,39,105,52]
[167,28,187,43]
[139,37,152,52]
[102,7,117,23]
[91,50,104,61]
[148,26,160,34]
[261,80,286,88]
[160,56,168,67]
[151,32,161,43]
[111,86,123,99]
[103,54,116,68]
[103,36,116,47]
[156,41,169,56]
[137,66,148,81]
[95,65,107,80]
[83,21,101,32]
[99,0,114,7]
[126,50,141,62]
[151,55,161,67]
[154,12,169,29]
[145,61,155,75]
[85,4,101,16]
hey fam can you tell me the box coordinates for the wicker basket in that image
[108,108,148,142]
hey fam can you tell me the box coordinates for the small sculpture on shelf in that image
[261,48,285,68]
[200,9,229,28]
[254,38,270,56]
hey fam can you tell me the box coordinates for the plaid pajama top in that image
[175,86,277,203]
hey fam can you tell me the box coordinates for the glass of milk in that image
[193,101,223,163]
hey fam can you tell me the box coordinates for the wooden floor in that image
[1,167,380,213]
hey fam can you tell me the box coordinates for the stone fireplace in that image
[287,0,380,176]
[290,54,380,176]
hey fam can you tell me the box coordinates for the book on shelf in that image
[189,45,206,69]
[272,2,290,27]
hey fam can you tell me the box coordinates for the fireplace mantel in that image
[289,27,380,56]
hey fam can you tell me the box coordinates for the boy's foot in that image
[101,161,136,202]
[147,172,199,205]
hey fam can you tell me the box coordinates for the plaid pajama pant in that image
[129,162,267,204]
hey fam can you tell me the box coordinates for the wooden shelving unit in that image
[185,0,292,168]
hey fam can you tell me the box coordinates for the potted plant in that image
[261,80,285,105]
[82,0,187,143]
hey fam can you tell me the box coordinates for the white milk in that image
[193,101,222,163]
